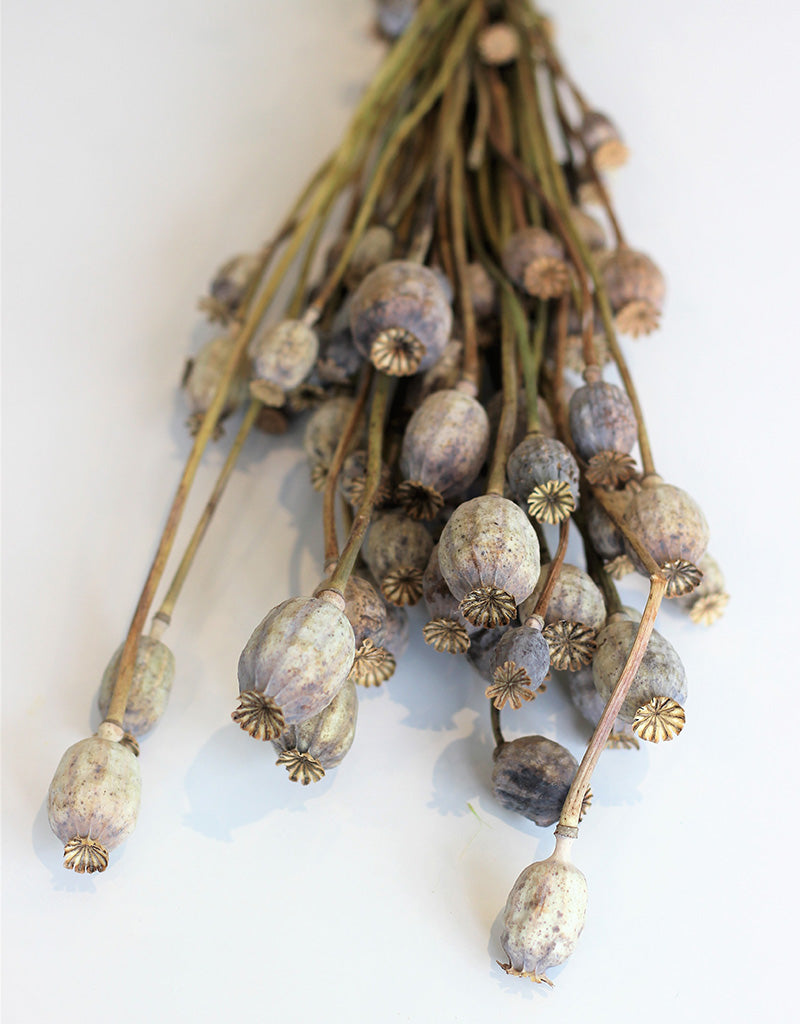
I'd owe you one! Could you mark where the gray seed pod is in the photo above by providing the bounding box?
[592,616,687,724]
[568,379,637,461]
[350,260,453,376]
[48,730,142,873]
[585,493,628,560]
[375,0,417,38]
[499,836,588,984]
[520,564,605,630]
[250,319,319,406]
[678,552,730,625]
[438,494,540,627]
[600,247,665,337]
[466,261,497,319]
[363,510,433,606]
[568,206,606,252]
[235,593,355,741]
[183,334,251,433]
[491,625,551,691]
[338,450,393,510]
[98,636,175,737]
[466,624,511,681]
[303,396,360,488]
[201,251,262,322]
[272,677,358,784]
[556,665,638,747]
[506,434,580,524]
[317,320,364,385]
[421,544,475,654]
[492,735,578,826]
[501,226,569,300]
[581,110,628,170]
[344,225,395,290]
[398,388,489,519]
[343,574,387,648]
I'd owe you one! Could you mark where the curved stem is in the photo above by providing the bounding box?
[532,518,569,619]
[589,483,662,577]
[490,704,505,751]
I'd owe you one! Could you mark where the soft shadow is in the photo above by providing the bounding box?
[32,797,133,891]
[428,716,494,817]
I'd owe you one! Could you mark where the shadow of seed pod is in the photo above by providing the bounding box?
[98,636,175,737]
[492,735,578,826]
[272,677,359,784]
[343,225,395,291]
[249,319,319,406]
[506,433,580,524]
[599,246,665,337]
[349,260,452,376]
[363,510,434,606]
[183,334,251,436]
[501,226,570,300]
[580,110,629,170]
[568,376,637,462]
[520,563,605,630]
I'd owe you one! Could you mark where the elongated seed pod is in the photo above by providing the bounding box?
[183,334,250,433]
[555,665,638,747]
[568,378,637,462]
[492,735,578,826]
[303,395,361,489]
[343,574,387,648]
[250,319,319,405]
[98,635,175,737]
[520,563,605,630]
[273,677,359,783]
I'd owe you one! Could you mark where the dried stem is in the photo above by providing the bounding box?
[589,483,662,578]
[486,293,519,496]
[532,518,569,619]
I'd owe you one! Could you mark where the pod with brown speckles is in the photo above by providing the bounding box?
[98,635,175,737]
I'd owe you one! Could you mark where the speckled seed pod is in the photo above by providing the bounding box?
[593,615,687,739]
[249,319,319,406]
[421,545,476,654]
[398,389,489,519]
[487,625,550,709]
[438,494,540,628]
[622,476,710,596]
[521,564,606,630]
[679,552,730,625]
[349,260,453,376]
[343,574,387,648]
[502,226,570,300]
[200,251,262,322]
[234,592,355,741]
[506,434,580,524]
[499,836,588,984]
[581,110,629,170]
[584,492,628,561]
[338,450,393,510]
[363,510,433,606]
[344,225,395,290]
[568,378,637,462]
[375,0,416,38]
[556,665,639,748]
[569,206,606,252]
[47,728,142,873]
[272,677,358,784]
[98,636,175,737]
[182,334,251,435]
[466,261,497,319]
[600,247,665,337]
[303,396,360,490]
[492,735,578,826]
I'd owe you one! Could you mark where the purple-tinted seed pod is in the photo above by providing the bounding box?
[338,450,393,510]
[506,434,580,524]
[349,260,452,377]
[421,544,475,654]
[343,574,387,648]
[585,493,628,560]
[344,225,395,291]
[600,247,665,337]
[492,735,578,826]
[363,510,434,606]
[200,251,262,322]
[502,226,570,300]
[466,624,512,681]
[381,602,410,659]
[490,625,551,691]
[272,677,359,784]
[375,0,417,39]
[303,396,361,490]
[250,319,319,406]
[520,563,605,630]
[568,378,637,462]
[317,313,364,385]
[98,636,175,737]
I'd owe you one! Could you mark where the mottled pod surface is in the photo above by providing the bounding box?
[506,435,580,508]
[600,247,665,316]
[592,617,687,722]
[520,563,605,629]
[422,545,477,632]
[344,225,394,290]
[492,735,578,826]
[363,511,434,585]
[501,227,564,289]
[622,478,709,575]
[273,676,358,771]
[184,334,250,421]
[491,626,551,689]
[568,380,637,461]
[98,636,175,736]
[251,319,319,398]
[556,665,636,742]
[238,596,355,725]
[343,574,387,648]
[303,396,360,467]
[466,624,511,681]
[48,735,142,862]
[585,493,628,560]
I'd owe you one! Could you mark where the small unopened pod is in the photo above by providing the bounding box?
[492,735,579,826]
[502,226,570,300]
[344,225,394,290]
[398,388,489,519]
[234,592,355,742]
[498,836,588,984]
[678,552,729,625]
[47,728,142,873]
[272,677,358,785]
[249,319,319,406]
[437,494,540,628]
[466,624,511,682]
[303,396,361,490]
[338,450,393,510]
[466,261,497,319]
[556,665,639,748]
[568,377,638,486]
[600,246,665,338]
[182,334,251,435]
[568,206,606,252]
[585,492,628,561]
[421,544,476,655]
[349,260,453,377]
[200,251,262,322]
[343,574,395,687]
[593,614,687,742]
[363,510,433,606]
[487,624,550,710]
[507,434,580,524]
[98,635,175,737]
[520,564,605,672]
[580,109,628,170]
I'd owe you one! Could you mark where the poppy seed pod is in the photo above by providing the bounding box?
[421,544,475,654]
[344,225,395,291]
[338,450,393,510]
[343,574,387,649]
[465,624,511,681]
[568,206,606,252]
[506,433,580,525]
[363,510,433,606]
[303,396,361,490]
[272,677,358,784]
[568,378,637,463]
[48,729,142,873]
[592,615,687,741]
[556,665,638,748]
[349,260,453,376]
[317,318,365,385]
[502,226,570,300]
[234,592,355,742]
[585,493,629,561]
[477,22,519,65]
[492,735,579,826]
[580,110,629,170]
[678,552,729,625]
[182,334,251,435]
[487,624,550,709]
[398,388,489,519]
[466,261,496,319]
[438,494,541,628]
[98,635,175,737]
[487,388,555,449]
[381,601,410,659]
[520,564,606,631]
[250,319,319,406]
[200,251,262,322]
[498,836,588,984]
[600,247,665,337]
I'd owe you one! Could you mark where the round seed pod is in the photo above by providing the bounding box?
[556,665,638,748]
[272,677,358,784]
[499,836,588,984]
[520,564,605,630]
[466,624,512,682]
[622,476,710,595]
[349,260,453,376]
[506,434,580,524]
[375,0,416,39]
[317,317,365,385]
[398,388,489,519]
[580,110,629,170]
[438,494,541,628]
[303,396,360,491]
[466,261,496,319]
[487,624,550,709]
[592,615,687,739]
[200,251,262,322]
[568,378,637,462]
[98,636,175,737]
[182,334,251,435]
[600,247,665,337]
[234,592,355,742]
[678,552,729,625]
[344,225,395,290]
[502,226,570,300]
[585,491,629,561]
[477,22,519,65]
[343,574,387,648]
[249,319,319,406]
[568,206,606,252]
[492,735,578,826]
[338,450,393,510]
[48,730,142,873]
[363,510,434,606]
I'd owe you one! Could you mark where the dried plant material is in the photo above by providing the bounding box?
[340,451,393,509]
[422,617,470,655]
[543,621,597,671]
[662,559,703,598]
[349,637,396,687]
[689,591,730,626]
[579,787,592,822]
[120,733,140,757]
[381,567,424,607]
[232,690,286,741]
[632,696,686,743]
[615,298,660,337]
[460,585,518,628]
[585,450,637,489]
[371,327,425,376]
[255,406,289,434]
[99,635,175,737]
[486,662,535,710]
[199,251,262,323]
[527,480,576,524]
[310,462,328,491]
[581,110,629,170]
[523,256,571,300]
[477,22,519,65]
[276,749,326,785]
[568,379,638,462]
[622,477,709,578]
[606,731,640,750]
[605,553,634,579]
[274,678,358,772]
[492,735,577,825]
[396,480,445,520]
[63,836,109,874]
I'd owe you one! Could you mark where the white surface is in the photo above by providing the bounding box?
[4,1,799,1021]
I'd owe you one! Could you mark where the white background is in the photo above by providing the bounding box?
[4,1,799,1021]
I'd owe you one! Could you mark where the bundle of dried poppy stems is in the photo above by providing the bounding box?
[46,0,729,985]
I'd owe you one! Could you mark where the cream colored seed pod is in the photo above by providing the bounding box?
[249,319,319,406]
[501,226,570,300]
[303,396,361,491]
[343,574,395,687]
[363,510,434,607]
[200,251,262,323]
[600,246,665,337]
[398,388,489,520]
[47,729,142,873]
[580,109,629,170]
[477,22,519,65]
[568,206,606,252]
[272,677,358,785]
[678,552,729,625]
[437,494,540,628]
[97,635,175,737]
[182,334,251,435]
[498,836,588,984]
[234,592,355,742]
[343,225,394,291]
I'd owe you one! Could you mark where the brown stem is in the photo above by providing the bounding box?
[486,293,518,496]
[486,70,527,231]
[491,703,505,752]
[589,483,661,578]
[532,518,569,619]
[552,294,569,443]
[450,136,480,390]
